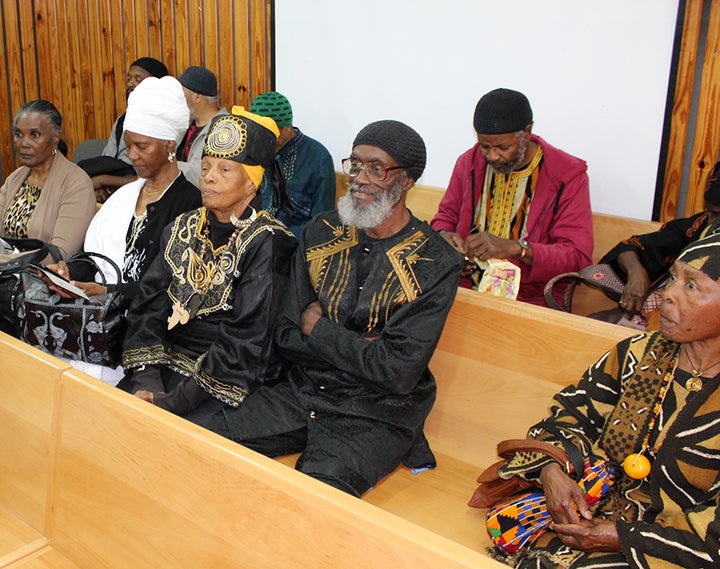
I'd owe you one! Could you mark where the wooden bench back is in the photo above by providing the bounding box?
[425,289,635,463]
[0,334,69,533]
[43,368,500,568]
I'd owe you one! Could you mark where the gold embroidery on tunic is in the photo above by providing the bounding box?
[164,208,292,317]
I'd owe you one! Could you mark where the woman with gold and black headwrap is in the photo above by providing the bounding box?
[119,107,297,422]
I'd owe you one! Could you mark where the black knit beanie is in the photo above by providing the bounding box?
[352,120,426,182]
[130,57,169,79]
[473,88,533,135]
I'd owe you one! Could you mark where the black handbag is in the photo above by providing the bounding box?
[0,238,62,335]
[17,252,127,367]
[0,237,62,275]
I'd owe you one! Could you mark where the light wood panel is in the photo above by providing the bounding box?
[0,334,70,533]
[49,370,496,569]
[0,0,273,179]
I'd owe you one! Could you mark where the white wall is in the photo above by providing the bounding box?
[275,0,678,220]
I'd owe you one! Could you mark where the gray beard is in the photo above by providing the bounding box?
[337,179,404,230]
[494,135,528,175]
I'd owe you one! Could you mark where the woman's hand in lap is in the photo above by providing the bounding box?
[540,462,592,524]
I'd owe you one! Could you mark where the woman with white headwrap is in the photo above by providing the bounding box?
[48,76,202,384]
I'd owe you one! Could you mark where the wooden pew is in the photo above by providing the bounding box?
[358,289,635,551]
[0,334,70,566]
[0,289,637,568]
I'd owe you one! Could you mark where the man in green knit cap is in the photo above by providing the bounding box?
[250,91,335,238]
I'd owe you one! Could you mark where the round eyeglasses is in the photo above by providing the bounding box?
[341,158,408,182]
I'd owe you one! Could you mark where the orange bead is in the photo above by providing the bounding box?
[623,453,651,479]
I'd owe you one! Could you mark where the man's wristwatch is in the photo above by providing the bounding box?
[518,238,529,259]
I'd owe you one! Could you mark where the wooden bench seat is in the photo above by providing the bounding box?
[0,288,637,568]
[275,289,636,556]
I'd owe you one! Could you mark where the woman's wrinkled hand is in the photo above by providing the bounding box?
[551,518,621,552]
[540,462,592,524]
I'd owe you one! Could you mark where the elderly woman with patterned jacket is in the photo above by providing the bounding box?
[491,231,720,568]
[119,107,297,425]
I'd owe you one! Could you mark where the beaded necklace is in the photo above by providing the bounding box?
[622,352,679,479]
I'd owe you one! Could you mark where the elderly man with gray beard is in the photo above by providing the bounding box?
[204,119,462,497]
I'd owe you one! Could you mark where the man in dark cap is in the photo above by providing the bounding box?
[176,65,227,187]
[78,56,170,201]
[431,87,593,307]
[600,161,720,316]
[206,120,463,497]
[249,91,335,238]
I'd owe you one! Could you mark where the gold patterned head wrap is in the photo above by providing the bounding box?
[676,231,720,283]
[203,105,279,188]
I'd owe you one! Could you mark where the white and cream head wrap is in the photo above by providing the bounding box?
[123,76,190,144]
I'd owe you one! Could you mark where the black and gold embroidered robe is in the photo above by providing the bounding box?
[122,207,296,418]
[220,211,462,495]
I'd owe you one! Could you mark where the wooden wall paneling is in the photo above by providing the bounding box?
[122,2,137,71]
[4,1,26,126]
[0,9,13,174]
[18,0,39,101]
[55,1,75,154]
[109,0,127,119]
[148,0,163,68]
[660,0,704,222]
[250,0,268,103]
[203,1,220,80]
[75,0,97,147]
[172,0,189,74]
[218,0,234,103]
[188,0,203,66]
[0,0,274,182]
[684,0,720,216]
[160,0,178,74]
[132,0,150,65]
[33,1,63,166]
[233,0,251,108]
[63,1,88,156]
[96,0,118,143]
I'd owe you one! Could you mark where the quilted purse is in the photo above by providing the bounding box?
[17,252,127,367]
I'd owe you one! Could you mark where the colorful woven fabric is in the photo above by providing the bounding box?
[486,457,616,555]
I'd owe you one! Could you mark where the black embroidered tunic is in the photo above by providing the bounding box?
[218,211,463,495]
[121,206,297,418]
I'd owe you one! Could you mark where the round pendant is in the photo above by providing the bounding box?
[685,376,703,392]
[623,453,651,479]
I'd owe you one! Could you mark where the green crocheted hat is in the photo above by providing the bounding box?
[249,91,293,128]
